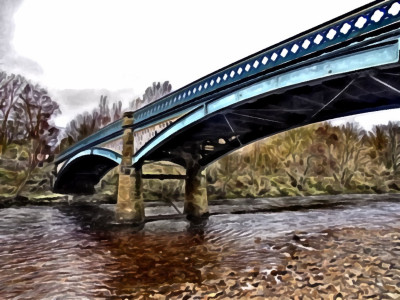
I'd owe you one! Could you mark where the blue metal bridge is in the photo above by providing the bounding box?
[55,1,400,207]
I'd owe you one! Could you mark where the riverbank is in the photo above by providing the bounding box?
[2,192,400,220]
[0,192,112,209]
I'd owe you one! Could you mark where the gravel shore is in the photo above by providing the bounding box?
[118,226,400,299]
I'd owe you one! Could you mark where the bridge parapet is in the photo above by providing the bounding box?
[98,138,123,155]
[56,1,400,166]
[59,113,183,164]
[99,115,182,155]
[133,1,400,122]
[55,0,400,226]
[132,116,180,153]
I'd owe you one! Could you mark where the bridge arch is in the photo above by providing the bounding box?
[54,148,122,194]
[52,0,400,221]
[134,40,400,168]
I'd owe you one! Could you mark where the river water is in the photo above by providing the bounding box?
[1,196,400,299]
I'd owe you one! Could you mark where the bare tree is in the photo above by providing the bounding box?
[129,81,172,111]
[13,84,60,195]
[62,95,123,147]
[0,73,26,153]
[111,100,122,122]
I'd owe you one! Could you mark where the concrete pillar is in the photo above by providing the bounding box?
[116,112,144,224]
[184,161,209,222]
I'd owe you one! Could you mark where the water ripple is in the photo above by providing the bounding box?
[0,200,399,298]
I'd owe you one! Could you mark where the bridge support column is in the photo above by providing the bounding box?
[184,161,209,223]
[116,167,144,224]
[116,112,144,224]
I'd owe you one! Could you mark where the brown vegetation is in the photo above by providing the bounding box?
[206,121,400,200]
[98,120,400,202]
[59,95,123,151]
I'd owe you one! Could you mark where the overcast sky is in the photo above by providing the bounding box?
[3,0,399,128]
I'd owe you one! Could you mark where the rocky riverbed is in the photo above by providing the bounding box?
[129,226,400,299]
[1,195,400,299]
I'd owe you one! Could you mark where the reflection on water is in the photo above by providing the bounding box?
[1,199,400,298]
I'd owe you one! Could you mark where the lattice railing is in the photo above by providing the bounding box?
[134,0,400,122]
[57,0,400,163]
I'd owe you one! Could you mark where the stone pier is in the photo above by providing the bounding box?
[184,160,209,223]
[116,112,144,224]
[116,112,209,224]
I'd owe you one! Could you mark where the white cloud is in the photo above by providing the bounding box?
[13,0,374,90]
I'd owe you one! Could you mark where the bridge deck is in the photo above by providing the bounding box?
[56,0,400,165]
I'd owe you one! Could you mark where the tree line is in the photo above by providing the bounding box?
[207,121,400,199]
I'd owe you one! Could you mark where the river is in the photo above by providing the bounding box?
[1,195,400,299]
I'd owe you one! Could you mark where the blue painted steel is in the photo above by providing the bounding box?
[58,147,122,175]
[134,107,205,164]
[57,0,400,164]
[56,119,123,163]
[92,148,122,164]
[134,40,400,164]
[133,105,202,132]
[133,1,400,122]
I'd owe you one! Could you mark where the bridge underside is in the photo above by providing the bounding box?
[54,155,119,194]
[142,66,400,168]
